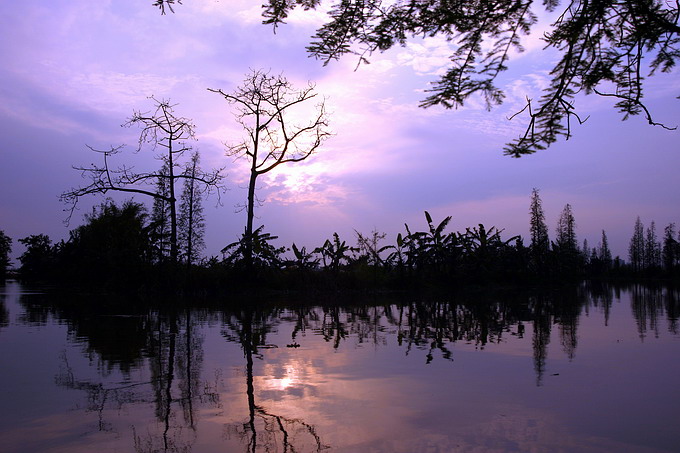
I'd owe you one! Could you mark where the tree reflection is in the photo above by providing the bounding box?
[9,281,679,453]
[529,294,552,386]
[665,288,680,335]
[222,307,330,452]
[628,284,680,340]
[0,295,8,330]
[49,307,217,453]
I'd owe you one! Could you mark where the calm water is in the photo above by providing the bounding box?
[1,281,679,453]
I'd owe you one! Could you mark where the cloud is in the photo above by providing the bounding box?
[396,36,455,77]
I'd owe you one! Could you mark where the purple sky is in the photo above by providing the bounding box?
[1,1,678,263]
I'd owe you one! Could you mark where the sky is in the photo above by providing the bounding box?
[1,0,678,263]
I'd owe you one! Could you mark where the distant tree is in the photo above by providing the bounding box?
[599,230,612,268]
[555,204,577,252]
[61,98,224,265]
[150,162,172,263]
[209,70,330,268]
[18,234,54,280]
[644,221,662,270]
[0,230,11,277]
[259,0,679,155]
[529,188,550,264]
[553,204,579,275]
[581,238,590,265]
[629,217,645,272]
[178,152,206,269]
[662,223,678,272]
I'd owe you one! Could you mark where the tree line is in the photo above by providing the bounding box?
[2,187,678,292]
[0,65,678,292]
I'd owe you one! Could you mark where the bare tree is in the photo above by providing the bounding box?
[209,70,331,268]
[61,98,225,265]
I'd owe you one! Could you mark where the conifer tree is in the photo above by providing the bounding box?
[662,223,678,272]
[582,239,590,261]
[599,230,612,268]
[529,188,549,266]
[628,217,645,272]
[556,204,577,252]
[150,163,172,263]
[0,230,11,277]
[644,221,661,270]
[178,152,206,268]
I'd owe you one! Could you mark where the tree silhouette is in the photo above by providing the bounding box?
[629,216,645,272]
[555,204,577,252]
[58,200,153,288]
[261,0,679,155]
[644,220,662,270]
[18,234,54,280]
[662,223,678,273]
[150,162,172,264]
[0,230,11,278]
[178,151,206,269]
[61,98,225,265]
[599,230,612,266]
[529,188,549,271]
[209,70,330,269]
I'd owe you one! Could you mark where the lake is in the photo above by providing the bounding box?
[0,281,678,452]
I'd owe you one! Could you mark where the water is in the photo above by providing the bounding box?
[0,281,678,452]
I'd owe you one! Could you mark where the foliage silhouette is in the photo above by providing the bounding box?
[56,200,153,289]
[18,234,55,281]
[222,225,286,271]
[260,0,679,155]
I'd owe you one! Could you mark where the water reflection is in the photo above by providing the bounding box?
[630,284,680,339]
[222,309,329,452]
[2,282,679,452]
[0,293,8,329]
[46,305,219,452]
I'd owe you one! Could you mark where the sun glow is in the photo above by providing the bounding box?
[265,363,301,391]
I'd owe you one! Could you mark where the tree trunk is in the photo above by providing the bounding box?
[168,138,178,266]
[245,168,257,269]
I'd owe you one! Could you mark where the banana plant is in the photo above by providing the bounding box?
[222,225,285,268]
[461,224,518,253]
[386,232,407,269]
[286,243,319,269]
[315,232,356,270]
[460,224,519,275]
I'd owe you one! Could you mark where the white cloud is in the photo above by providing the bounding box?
[396,36,454,76]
